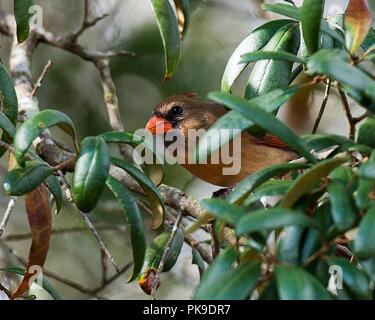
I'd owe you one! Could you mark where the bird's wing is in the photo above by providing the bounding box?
[249,133,293,151]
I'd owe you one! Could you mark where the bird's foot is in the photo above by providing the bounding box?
[211,183,238,199]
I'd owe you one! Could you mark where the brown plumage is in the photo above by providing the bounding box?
[145,93,298,187]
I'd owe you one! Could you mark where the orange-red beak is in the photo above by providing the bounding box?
[145,116,173,135]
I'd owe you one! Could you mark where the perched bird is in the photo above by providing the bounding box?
[145,93,298,187]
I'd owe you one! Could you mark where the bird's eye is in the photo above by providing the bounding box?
[171,105,183,116]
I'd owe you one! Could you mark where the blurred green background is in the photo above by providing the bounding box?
[0,0,368,299]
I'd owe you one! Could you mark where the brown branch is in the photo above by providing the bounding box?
[353,111,369,124]
[338,89,356,140]
[31,60,52,97]
[150,212,184,300]
[0,197,17,238]
[57,171,121,273]
[312,79,331,134]
[0,282,12,298]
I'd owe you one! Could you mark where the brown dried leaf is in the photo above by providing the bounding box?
[11,184,51,299]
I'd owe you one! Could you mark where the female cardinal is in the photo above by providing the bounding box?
[145,93,298,187]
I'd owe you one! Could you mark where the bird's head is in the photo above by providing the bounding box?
[145,93,226,137]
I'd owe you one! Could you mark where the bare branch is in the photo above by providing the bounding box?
[0,282,12,298]
[338,89,355,140]
[353,111,369,124]
[312,79,331,134]
[150,211,184,300]
[31,60,53,97]
[0,198,17,238]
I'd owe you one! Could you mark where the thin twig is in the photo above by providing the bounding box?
[52,156,77,171]
[31,60,52,97]
[312,79,331,134]
[0,282,12,298]
[4,225,123,241]
[150,212,184,300]
[353,111,369,124]
[0,198,17,238]
[57,171,121,273]
[100,249,108,286]
[338,89,355,140]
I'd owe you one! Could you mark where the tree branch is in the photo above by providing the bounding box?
[312,79,331,134]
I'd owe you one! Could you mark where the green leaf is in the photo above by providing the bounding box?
[208,92,316,164]
[73,136,110,213]
[245,23,300,99]
[106,176,146,281]
[357,118,375,148]
[236,208,321,236]
[228,162,310,205]
[275,265,332,300]
[353,205,375,259]
[44,174,62,214]
[0,111,16,139]
[327,257,372,300]
[277,226,304,265]
[301,0,325,54]
[1,266,61,300]
[3,161,52,196]
[358,161,375,180]
[240,50,305,65]
[243,180,292,207]
[110,157,165,230]
[302,134,354,152]
[150,0,181,80]
[221,19,295,93]
[354,179,375,210]
[261,3,300,20]
[138,227,183,294]
[193,247,239,298]
[344,0,373,54]
[14,0,34,43]
[193,262,261,300]
[192,248,205,276]
[200,86,302,160]
[360,258,375,282]
[200,198,247,225]
[361,26,375,51]
[101,131,165,185]
[14,109,78,166]
[0,63,18,157]
[282,157,348,208]
[328,181,358,232]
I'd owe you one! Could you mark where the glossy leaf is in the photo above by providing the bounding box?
[344,0,373,54]
[110,157,165,230]
[358,161,375,180]
[1,267,60,300]
[208,92,316,164]
[11,185,51,299]
[302,134,354,152]
[328,181,358,232]
[150,0,181,80]
[0,63,18,157]
[193,262,260,300]
[221,19,295,93]
[138,227,183,294]
[73,136,110,213]
[282,157,348,208]
[200,86,302,160]
[14,109,78,166]
[101,131,165,185]
[240,50,305,65]
[200,198,247,225]
[327,257,372,300]
[301,0,325,54]
[245,23,300,99]
[228,162,309,205]
[3,161,53,196]
[236,208,321,236]
[275,265,332,300]
[106,176,146,281]
[174,0,190,38]
[192,248,205,278]
[277,226,304,265]
[14,0,34,43]
[357,118,375,148]
[193,247,239,298]
[44,174,62,214]
[354,205,375,259]
[354,178,375,210]
[243,180,292,207]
